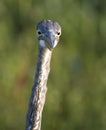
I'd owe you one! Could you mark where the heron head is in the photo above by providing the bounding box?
[36,20,61,51]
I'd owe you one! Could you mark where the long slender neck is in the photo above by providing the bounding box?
[35,47,52,87]
[26,47,52,130]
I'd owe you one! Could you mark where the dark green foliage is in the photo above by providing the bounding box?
[0,0,106,129]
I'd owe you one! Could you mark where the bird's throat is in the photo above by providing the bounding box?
[31,47,52,130]
[36,47,52,83]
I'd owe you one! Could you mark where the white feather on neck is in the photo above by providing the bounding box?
[39,40,46,48]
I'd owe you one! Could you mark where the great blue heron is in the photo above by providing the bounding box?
[26,20,61,130]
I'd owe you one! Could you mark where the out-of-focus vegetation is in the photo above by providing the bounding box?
[0,0,106,130]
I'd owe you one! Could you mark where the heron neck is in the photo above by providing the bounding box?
[26,47,52,130]
[33,47,52,130]
[35,47,52,85]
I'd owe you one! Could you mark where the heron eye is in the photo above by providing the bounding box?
[37,30,42,35]
[57,32,61,36]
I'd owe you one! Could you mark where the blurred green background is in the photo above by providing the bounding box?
[0,0,106,130]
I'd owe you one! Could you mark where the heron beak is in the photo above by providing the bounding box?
[45,32,58,51]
